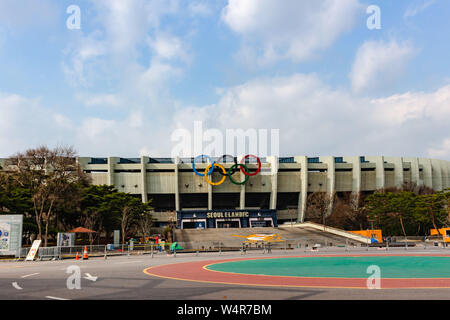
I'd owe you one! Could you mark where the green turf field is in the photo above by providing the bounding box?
[206,256,450,279]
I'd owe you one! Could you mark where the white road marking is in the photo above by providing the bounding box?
[84,273,98,282]
[21,273,40,278]
[45,296,70,300]
[12,282,23,290]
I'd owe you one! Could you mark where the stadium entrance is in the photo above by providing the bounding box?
[176,209,278,229]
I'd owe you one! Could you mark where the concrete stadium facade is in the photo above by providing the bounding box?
[71,156,450,226]
[2,155,448,227]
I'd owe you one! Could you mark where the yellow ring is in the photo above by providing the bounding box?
[204,163,226,186]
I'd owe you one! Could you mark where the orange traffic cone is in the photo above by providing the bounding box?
[76,252,79,260]
[83,246,89,260]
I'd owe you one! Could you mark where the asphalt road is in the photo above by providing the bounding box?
[2,248,450,300]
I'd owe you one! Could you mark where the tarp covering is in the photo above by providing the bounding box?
[67,227,96,233]
[170,242,184,251]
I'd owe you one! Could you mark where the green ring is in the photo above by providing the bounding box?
[228,163,249,185]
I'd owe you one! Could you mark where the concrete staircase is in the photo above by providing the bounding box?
[174,223,369,250]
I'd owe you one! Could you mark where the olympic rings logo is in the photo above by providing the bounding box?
[192,154,261,186]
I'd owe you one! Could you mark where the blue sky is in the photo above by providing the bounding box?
[0,0,449,159]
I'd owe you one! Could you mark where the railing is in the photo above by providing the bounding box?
[8,238,450,261]
[88,158,108,164]
[119,158,141,164]
[279,157,295,163]
[294,221,372,244]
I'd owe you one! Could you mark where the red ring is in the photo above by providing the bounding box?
[240,155,261,176]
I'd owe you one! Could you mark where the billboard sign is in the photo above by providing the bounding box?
[26,240,41,261]
[0,215,23,257]
[57,233,75,247]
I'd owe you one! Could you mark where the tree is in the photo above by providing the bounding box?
[387,191,417,240]
[79,185,115,245]
[328,192,368,230]
[6,146,89,246]
[135,199,154,243]
[306,192,337,228]
[366,191,417,239]
[104,193,151,245]
[415,192,447,237]
[443,189,450,224]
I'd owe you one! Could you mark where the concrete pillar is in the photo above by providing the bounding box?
[267,156,278,210]
[208,183,213,210]
[107,157,119,187]
[403,157,421,187]
[431,159,443,191]
[319,156,335,216]
[320,156,336,196]
[366,156,385,190]
[76,157,90,173]
[294,156,308,222]
[440,160,449,189]
[385,157,404,189]
[418,158,433,189]
[174,157,180,211]
[237,155,246,209]
[140,156,148,203]
[207,161,213,210]
[343,156,361,194]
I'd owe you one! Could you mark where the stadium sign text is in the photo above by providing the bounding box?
[206,211,250,219]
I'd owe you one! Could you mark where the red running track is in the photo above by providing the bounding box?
[142,254,450,289]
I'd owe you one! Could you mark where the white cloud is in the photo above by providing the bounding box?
[172,74,450,160]
[93,0,179,54]
[0,0,59,31]
[128,111,144,128]
[350,39,416,94]
[53,114,73,130]
[370,85,450,125]
[404,0,435,19]
[188,1,213,17]
[62,0,187,115]
[62,31,108,87]
[2,74,449,160]
[0,93,69,156]
[428,138,450,159]
[79,118,116,139]
[148,34,189,62]
[76,93,122,108]
[221,0,362,65]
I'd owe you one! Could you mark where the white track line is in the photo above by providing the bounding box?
[45,296,69,300]
[12,282,23,290]
[21,273,40,278]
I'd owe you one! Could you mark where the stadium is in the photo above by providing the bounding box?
[72,155,450,230]
[2,153,450,301]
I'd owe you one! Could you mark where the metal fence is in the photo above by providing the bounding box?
[13,243,173,261]
[10,238,450,261]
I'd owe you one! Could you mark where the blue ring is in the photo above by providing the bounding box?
[193,155,214,176]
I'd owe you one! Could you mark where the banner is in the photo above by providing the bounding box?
[0,215,23,257]
[0,222,11,251]
[57,233,75,247]
[26,240,41,261]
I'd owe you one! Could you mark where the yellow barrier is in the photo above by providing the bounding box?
[349,230,382,243]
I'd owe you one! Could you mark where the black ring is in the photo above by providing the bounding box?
[215,154,238,176]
